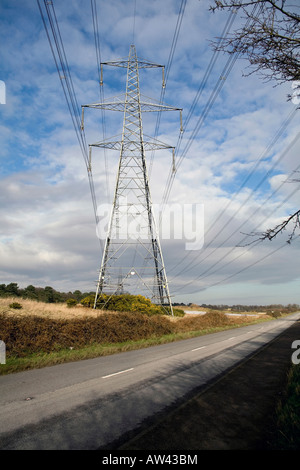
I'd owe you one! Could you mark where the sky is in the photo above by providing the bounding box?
[0,0,299,306]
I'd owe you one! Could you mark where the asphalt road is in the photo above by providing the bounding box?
[0,313,299,450]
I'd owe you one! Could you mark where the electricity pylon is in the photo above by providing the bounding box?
[82,45,182,315]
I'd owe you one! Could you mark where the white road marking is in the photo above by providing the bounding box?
[102,368,134,379]
[192,346,206,351]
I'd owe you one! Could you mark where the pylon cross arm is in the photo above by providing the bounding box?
[82,101,181,113]
[90,134,174,152]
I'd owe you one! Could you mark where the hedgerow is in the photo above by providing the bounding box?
[0,311,174,357]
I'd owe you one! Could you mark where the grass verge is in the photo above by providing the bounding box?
[271,364,300,449]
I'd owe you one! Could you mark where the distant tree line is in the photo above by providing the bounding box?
[1,284,298,313]
[198,303,299,313]
[0,283,94,304]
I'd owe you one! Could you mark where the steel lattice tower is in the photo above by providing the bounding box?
[82,45,182,314]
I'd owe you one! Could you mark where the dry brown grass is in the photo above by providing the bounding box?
[0,297,104,319]
[173,311,255,333]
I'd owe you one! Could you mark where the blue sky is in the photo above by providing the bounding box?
[0,0,299,305]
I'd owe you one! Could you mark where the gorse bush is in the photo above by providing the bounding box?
[66,298,77,308]
[81,295,95,308]
[9,302,23,310]
[81,293,184,316]
[96,293,164,315]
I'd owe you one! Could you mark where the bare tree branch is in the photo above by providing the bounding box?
[210,0,300,83]
[244,209,300,244]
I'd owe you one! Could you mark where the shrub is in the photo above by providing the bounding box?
[9,302,23,310]
[81,295,95,308]
[91,293,166,316]
[169,307,185,317]
[66,298,77,308]
[267,310,281,318]
[82,294,185,317]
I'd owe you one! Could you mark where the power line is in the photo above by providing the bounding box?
[37,0,88,163]
[174,180,300,294]
[200,107,298,244]
[168,108,299,278]
[91,0,110,202]
[37,0,103,251]
[148,0,187,179]
[158,10,239,226]
[172,134,300,294]
[161,9,238,174]
[159,4,262,221]
[160,49,241,274]
[175,238,293,297]
[132,0,137,45]
[160,51,239,223]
